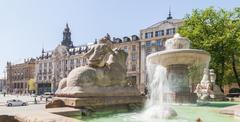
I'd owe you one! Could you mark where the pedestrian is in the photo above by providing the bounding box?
[40,96,42,101]
[46,97,48,103]
[3,92,6,97]
[34,97,37,104]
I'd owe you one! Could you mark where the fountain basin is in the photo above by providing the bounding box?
[147,49,210,67]
[66,102,240,122]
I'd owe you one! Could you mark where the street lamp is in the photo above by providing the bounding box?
[51,77,56,93]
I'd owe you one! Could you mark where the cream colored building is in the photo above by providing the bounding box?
[139,13,183,90]
[112,35,141,89]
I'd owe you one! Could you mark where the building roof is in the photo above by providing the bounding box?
[146,19,183,29]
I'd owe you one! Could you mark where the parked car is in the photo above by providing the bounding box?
[6,99,28,107]
[41,92,54,98]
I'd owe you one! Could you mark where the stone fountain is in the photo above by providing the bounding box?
[46,35,144,111]
[141,33,211,119]
[147,33,211,103]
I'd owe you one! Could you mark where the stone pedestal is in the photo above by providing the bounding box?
[166,64,196,103]
[47,86,145,110]
[167,64,189,91]
[53,96,144,109]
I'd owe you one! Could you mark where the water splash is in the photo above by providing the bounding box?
[136,63,177,121]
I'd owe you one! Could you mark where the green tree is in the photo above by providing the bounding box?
[178,7,240,89]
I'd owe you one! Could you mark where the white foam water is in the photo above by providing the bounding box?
[128,64,177,122]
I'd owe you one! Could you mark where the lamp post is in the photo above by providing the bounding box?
[51,77,56,93]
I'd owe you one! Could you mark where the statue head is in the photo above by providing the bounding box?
[113,48,128,65]
[107,48,128,69]
[98,34,112,45]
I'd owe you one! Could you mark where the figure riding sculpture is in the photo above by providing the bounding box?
[55,34,128,97]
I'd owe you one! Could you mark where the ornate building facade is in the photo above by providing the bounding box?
[139,12,183,90]
[6,58,36,94]
[35,24,90,94]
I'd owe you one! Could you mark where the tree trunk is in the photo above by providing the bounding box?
[231,54,240,87]
[219,44,225,92]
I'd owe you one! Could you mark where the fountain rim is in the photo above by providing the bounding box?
[146,49,211,66]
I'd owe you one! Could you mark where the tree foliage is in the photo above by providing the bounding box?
[28,78,36,91]
[178,7,240,88]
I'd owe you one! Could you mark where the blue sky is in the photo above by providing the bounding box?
[0,0,239,77]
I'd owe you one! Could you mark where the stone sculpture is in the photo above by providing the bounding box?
[83,35,114,67]
[48,34,143,109]
[194,68,225,101]
[55,36,132,96]
[209,69,225,99]
[194,68,213,100]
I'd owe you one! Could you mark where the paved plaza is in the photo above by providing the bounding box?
[0,94,47,115]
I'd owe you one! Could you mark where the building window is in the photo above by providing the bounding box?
[48,69,52,73]
[76,59,80,66]
[155,30,164,37]
[20,83,23,88]
[145,41,151,47]
[65,60,68,65]
[132,64,136,71]
[39,63,42,68]
[49,62,52,67]
[131,53,136,61]
[166,28,175,35]
[44,63,47,68]
[156,40,162,46]
[124,46,128,53]
[132,45,136,52]
[145,32,153,39]
[43,69,47,73]
[70,59,74,65]
[65,66,67,71]
[156,40,164,51]
[146,47,152,55]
